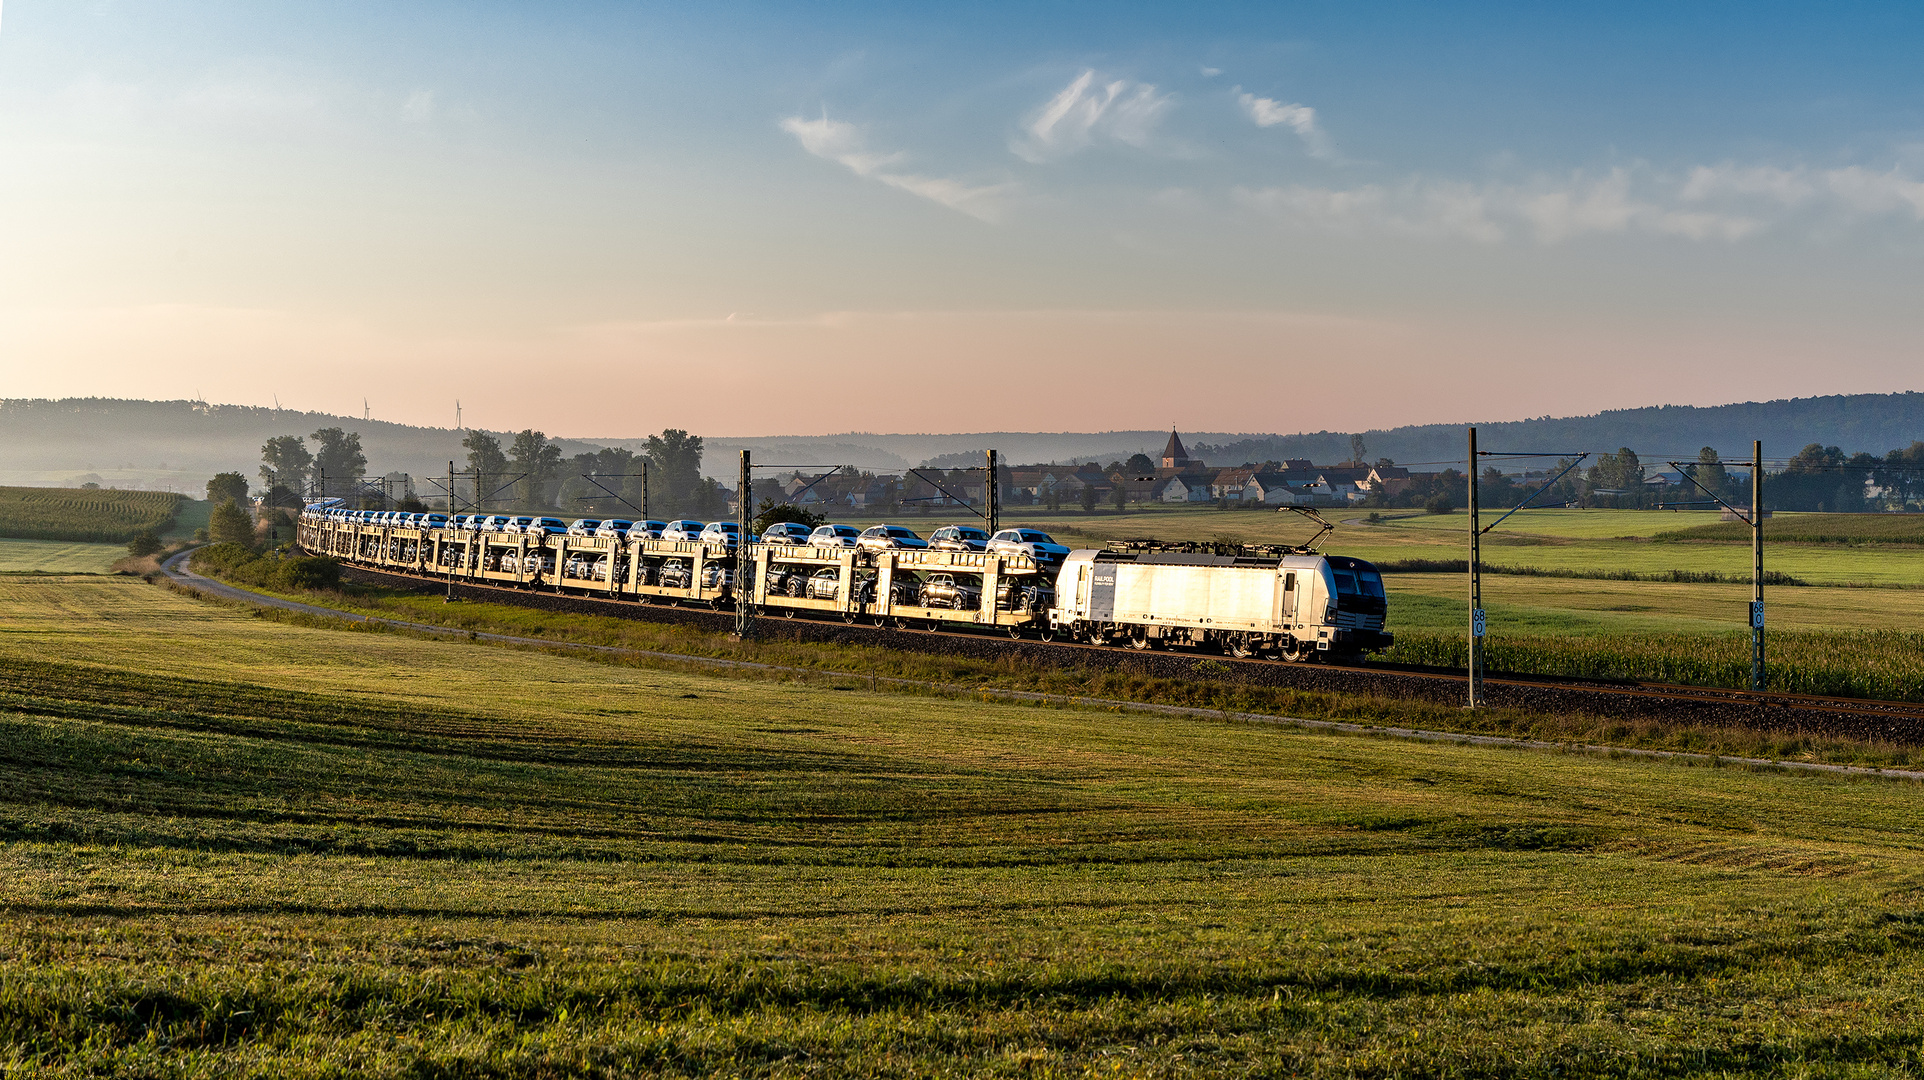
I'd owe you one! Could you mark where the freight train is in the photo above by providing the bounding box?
[296,507,1392,662]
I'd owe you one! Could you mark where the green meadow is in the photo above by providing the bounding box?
[6,575,1924,1075]
[0,539,128,575]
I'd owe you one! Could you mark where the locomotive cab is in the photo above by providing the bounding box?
[1317,555,1392,659]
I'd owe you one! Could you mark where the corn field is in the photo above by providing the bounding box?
[0,486,184,543]
[1384,629,1924,702]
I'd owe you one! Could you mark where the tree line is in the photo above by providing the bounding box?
[1383,441,1924,515]
[457,427,726,519]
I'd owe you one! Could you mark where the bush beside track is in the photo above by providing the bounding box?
[328,561,1924,749]
[193,542,341,591]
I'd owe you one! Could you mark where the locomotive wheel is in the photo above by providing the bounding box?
[1127,631,1152,650]
[1226,638,1254,659]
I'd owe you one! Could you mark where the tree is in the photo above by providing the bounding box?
[752,500,827,536]
[126,529,163,558]
[1685,447,1732,506]
[1123,453,1154,476]
[1112,486,1129,511]
[1046,484,1062,511]
[209,498,255,547]
[1477,466,1519,508]
[463,430,510,510]
[206,471,249,505]
[1585,448,1646,507]
[1768,443,1866,512]
[1349,434,1368,466]
[645,429,704,517]
[260,435,312,499]
[1876,442,1924,509]
[310,427,367,492]
[508,429,563,510]
[1079,483,1098,512]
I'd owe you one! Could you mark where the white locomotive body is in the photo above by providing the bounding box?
[1051,548,1392,660]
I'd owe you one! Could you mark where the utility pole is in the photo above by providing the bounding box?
[986,448,1000,537]
[735,449,755,641]
[640,461,650,519]
[446,460,457,601]
[1751,440,1765,693]
[1467,427,1485,708]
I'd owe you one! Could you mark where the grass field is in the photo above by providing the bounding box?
[0,539,128,574]
[0,486,184,543]
[8,574,1924,1074]
[1005,506,1924,586]
[1657,512,1924,545]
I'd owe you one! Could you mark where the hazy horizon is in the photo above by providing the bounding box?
[4,3,1923,435]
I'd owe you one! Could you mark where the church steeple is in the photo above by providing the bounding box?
[1160,429,1191,471]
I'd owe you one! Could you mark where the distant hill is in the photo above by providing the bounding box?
[1189,393,1924,470]
[0,398,606,494]
[4,392,1921,492]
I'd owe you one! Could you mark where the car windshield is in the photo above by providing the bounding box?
[1021,531,1053,542]
[959,529,986,539]
[887,528,915,537]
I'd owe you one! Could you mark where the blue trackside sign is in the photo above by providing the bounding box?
[1750,601,1765,629]
[1471,608,1487,637]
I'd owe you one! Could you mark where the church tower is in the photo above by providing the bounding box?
[1160,429,1192,471]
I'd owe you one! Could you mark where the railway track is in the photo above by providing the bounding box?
[332,560,1924,745]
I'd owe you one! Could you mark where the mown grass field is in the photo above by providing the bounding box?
[1377,576,1924,698]
[0,486,184,543]
[1008,506,1924,586]
[0,539,127,574]
[7,574,1924,1075]
[1009,505,1924,697]
[1658,512,1924,545]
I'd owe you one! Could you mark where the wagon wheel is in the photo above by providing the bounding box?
[1037,626,1056,642]
[842,611,858,625]
[1005,625,1023,640]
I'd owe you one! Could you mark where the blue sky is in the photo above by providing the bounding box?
[2,2,1922,435]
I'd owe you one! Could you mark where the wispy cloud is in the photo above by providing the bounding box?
[1238,168,1764,244]
[1237,92,1335,160]
[780,113,1011,221]
[1682,163,1924,219]
[1012,70,1173,163]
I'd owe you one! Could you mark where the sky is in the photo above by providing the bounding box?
[2,1,1922,438]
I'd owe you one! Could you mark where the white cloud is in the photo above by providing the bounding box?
[1817,166,1924,219]
[1238,167,1762,244]
[780,113,1011,221]
[1200,66,1223,77]
[1237,92,1335,160]
[1012,70,1173,162]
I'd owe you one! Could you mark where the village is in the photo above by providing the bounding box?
[762,431,1417,512]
